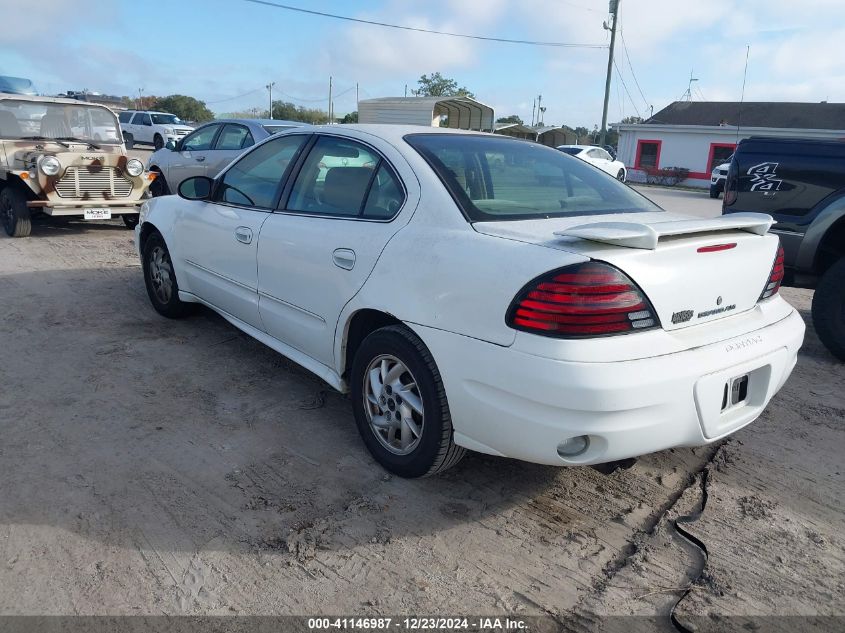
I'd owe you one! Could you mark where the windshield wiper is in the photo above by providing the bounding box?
[19,136,70,148]
[55,137,101,149]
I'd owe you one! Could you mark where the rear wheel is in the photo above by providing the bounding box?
[142,232,191,318]
[350,325,465,478]
[122,215,139,229]
[153,134,164,151]
[709,185,720,199]
[812,257,845,361]
[123,133,134,149]
[616,169,625,181]
[0,187,32,237]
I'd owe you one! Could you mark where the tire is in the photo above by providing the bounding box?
[153,134,164,151]
[616,169,625,182]
[812,257,845,361]
[123,133,134,149]
[122,214,139,229]
[709,185,720,199]
[350,325,465,478]
[149,169,169,197]
[142,232,191,318]
[0,187,32,237]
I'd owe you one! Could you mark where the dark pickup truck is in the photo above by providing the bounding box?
[723,136,845,360]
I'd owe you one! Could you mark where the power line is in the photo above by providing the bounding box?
[242,0,607,48]
[613,59,641,118]
[619,31,649,112]
[206,87,264,104]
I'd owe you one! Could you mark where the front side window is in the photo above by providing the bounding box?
[150,113,182,125]
[217,134,309,208]
[138,113,152,126]
[286,136,379,217]
[215,124,253,150]
[406,134,661,222]
[181,124,220,151]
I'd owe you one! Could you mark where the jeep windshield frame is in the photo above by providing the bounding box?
[0,99,122,145]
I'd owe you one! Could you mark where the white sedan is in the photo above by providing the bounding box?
[135,125,804,478]
[557,144,628,181]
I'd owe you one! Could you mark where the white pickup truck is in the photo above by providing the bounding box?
[118,110,193,150]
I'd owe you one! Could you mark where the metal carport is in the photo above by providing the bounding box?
[358,96,495,131]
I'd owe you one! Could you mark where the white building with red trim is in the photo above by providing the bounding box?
[615,101,845,188]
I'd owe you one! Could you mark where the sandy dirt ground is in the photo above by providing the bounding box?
[0,189,842,628]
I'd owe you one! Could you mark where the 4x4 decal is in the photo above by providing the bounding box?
[748,161,783,192]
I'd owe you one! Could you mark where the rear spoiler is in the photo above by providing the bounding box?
[553,212,773,250]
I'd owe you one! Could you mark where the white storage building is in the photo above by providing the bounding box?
[358,96,495,131]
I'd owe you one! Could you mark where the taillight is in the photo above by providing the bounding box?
[507,261,660,338]
[723,162,738,207]
[759,244,785,301]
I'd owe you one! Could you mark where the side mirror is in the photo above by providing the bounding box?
[178,176,214,201]
[165,140,176,151]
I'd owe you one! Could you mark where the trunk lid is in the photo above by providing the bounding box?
[474,211,779,331]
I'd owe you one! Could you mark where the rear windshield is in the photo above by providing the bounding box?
[557,147,582,155]
[263,124,297,135]
[406,134,661,221]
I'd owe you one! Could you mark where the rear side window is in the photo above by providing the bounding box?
[217,134,308,208]
[286,136,380,217]
[215,124,253,150]
[406,134,660,221]
[362,164,404,219]
[118,111,132,123]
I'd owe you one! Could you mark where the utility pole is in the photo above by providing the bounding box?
[137,88,143,110]
[356,82,359,113]
[531,97,536,126]
[328,76,333,124]
[599,0,620,146]
[266,82,275,119]
[537,94,543,126]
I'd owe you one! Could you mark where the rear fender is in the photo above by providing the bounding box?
[796,194,845,273]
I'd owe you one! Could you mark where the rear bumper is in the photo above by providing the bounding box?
[411,309,804,466]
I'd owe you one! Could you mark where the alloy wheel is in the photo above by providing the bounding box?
[363,354,425,455]
[148,245,174,304]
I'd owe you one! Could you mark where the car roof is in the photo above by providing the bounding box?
[294,124,497,145]
[207,118,308,127]
[0,92,113,107]
[556,144,597,150]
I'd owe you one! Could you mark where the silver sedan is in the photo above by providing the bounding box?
[146,118,306,196]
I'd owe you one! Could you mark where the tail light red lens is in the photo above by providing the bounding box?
[759,243,785,300]
[507,261,660,338]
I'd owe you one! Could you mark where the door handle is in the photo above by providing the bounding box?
[332,248,356,270]
[195,156,206,162]
[235,226,253,244]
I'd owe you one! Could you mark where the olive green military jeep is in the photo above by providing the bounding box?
[0,93,156,237]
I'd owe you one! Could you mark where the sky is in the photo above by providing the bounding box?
[1,0,843,128]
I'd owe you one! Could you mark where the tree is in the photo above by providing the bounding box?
[270,100,329,124]
[412,72,474,98]
[340,111,358,124]
[496,114,523,125]
[621,115,643,124]
[154,95,214,122]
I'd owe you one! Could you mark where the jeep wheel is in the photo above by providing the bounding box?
[122,215,139,229]
[153,134,164,151]
[142,232,191,318]
[0,188,32,238]
[350,325,465,478]
[616,169,625,182]
[123,133,134,149]
[709,185,720,199]
[812,257,845,361]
